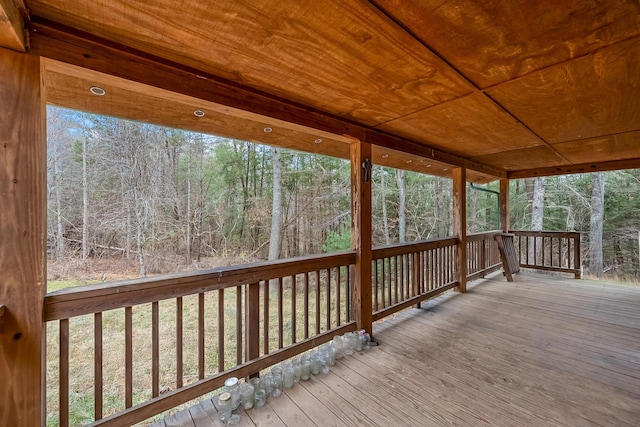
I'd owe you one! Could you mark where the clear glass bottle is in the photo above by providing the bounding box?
[283,366,295,389]
[254,388,267,408]
[292,357,302,382]
[260,373,273,395]
[240,382,254,410]
[218,392,233,425]
[332,335,344,360]
[301,360,311,381]
[355,332,363,351]
[343,332,356,356]
[271,373,283,397]
[224,377,241,410]
[362,332,371,350]
[310,352,321,375]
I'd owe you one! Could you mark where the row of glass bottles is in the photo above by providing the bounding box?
[217,330,372,424]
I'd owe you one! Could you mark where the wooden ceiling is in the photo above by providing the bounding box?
[3,0,640,182]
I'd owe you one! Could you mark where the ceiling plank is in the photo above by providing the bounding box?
[508,158,640,180]
[0,0,27,51]
[28,18,507,180]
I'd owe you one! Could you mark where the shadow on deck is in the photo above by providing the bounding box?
[154,272,640,426]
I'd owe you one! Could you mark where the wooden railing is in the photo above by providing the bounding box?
[43,231,530,426]
[371,237,459,321]
[466,231,502,281]
[510,230,581,278]
[45,252,356,427]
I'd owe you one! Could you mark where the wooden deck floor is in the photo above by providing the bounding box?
[152,272,640,426]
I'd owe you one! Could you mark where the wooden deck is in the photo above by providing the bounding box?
[152,272,640,426]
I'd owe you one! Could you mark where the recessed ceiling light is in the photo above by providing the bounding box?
[381,154,389,159]
[263,127,273,133]
[193,110,205,117]
[89,86,106,96]
[314,138,323,144]
[406,159,413,164]
[426,164,431,168]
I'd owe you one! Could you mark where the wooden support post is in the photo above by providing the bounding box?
[351,140,372,334]
[453,168,467,293]
[0,47,46,426]
[500,179,510,233]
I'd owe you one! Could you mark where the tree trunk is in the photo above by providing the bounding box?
[268,147,283,261]
[589,172,606,277]
[81,114,89,265]
[529,177,545,260]
[381,170,390,245]
[396,169,406,243]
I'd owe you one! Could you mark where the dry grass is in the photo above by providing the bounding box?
[46,269,350,427]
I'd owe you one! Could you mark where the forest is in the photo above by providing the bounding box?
[46,106,640,286]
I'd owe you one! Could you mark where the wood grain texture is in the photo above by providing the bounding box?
[350,140,373,333]
[0,0,27,51]
[452,167,467,292]
[508,157,640,179]
[487,37,640,144]
[378,93,543,157]
[28,0,473,125]
[0,47,45,427]
[471,145,567,171]
[30,23,505,181]
[373,0,640,88]
[553,131,640,164]
[160,272,640,427]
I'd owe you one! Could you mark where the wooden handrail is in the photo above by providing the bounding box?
[44,251,355,321]
[509,230,581,278]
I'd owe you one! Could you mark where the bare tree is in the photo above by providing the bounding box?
[589,172,606,277]
[268,147,283,261]
[396,169,406,243]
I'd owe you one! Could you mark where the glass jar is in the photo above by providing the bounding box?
[319,350,330,374]
[254,388,267,408]
[271,373,283,397]
[240,382,254,410]
[224,377,241,410]
[283,366,295,389]
[355,332,363,352]
[310,352,321,375]
[292,358,302,382]
[260,373,273,395]
[332,335,344,360]
[218,392,233,425]
[362,332,371,350]
[271,365,282,377]
[301,360,311,381]
[249,377,261,393]
[343,332,356,356]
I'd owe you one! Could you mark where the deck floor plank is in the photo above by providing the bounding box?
[156,272,640,427]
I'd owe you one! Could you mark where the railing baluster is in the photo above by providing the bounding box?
[176,297,183,387]
[326,269,331,329]
[247,283,260,362]
[236,285,243,364]
[125,306,133,408]
[153,301,160,396]
[304,272,309,339]
[218,289,225,372]
[381,258,386,309]
[386,258,392,306]
[315,270,320,334]
[291,275,297,343]
[197,293,205,379]
[373,260,379,310]
[263,282,269,355]
[60,318,69,427]
[94,312,103,420]
[336,267,341,325]
[278,278,283,348]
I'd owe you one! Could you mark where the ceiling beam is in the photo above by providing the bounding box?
[27,18,506,180]
[508,157,640,180]
[0,0,27,51]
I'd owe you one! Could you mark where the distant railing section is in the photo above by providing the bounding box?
[466,231,502,281]
[510,230,581,278]
[371,237,459,321]
[44,252,356,427]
